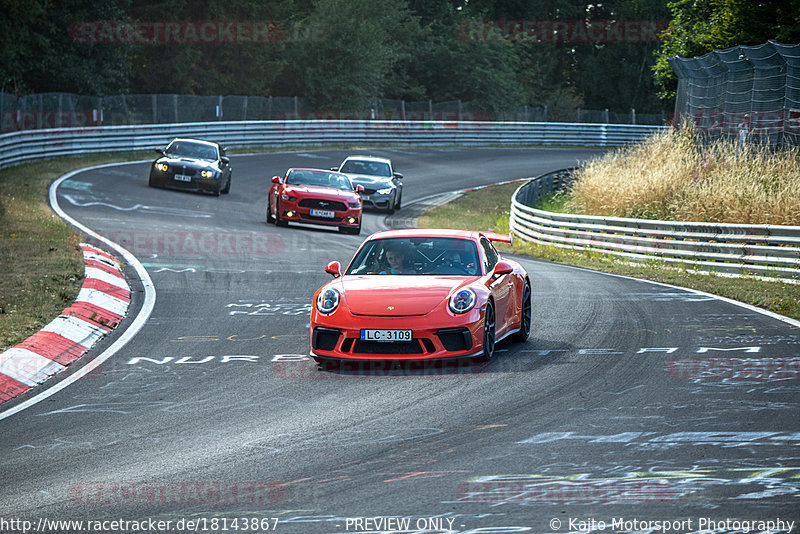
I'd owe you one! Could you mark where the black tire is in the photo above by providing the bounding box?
[395,191,402,210]
[148,174,158,188]
[212,188,220,197]
[266,199,275,223]
[275,200,288,227]
[479,301,496,361]
[221,174,231,194]
[386,192,396,214]
[513,280,532,343]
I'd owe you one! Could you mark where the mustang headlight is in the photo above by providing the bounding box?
[281,193,298,201]
[201,169,215,178]
[348,201,361,208]
[155,163,168,172]
[376,187,393,195]
[449,288,476,314]
[316,288,340,314]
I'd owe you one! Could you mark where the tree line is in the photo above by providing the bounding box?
[1,0,796,118]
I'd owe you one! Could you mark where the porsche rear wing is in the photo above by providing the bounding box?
[482,232,513,245]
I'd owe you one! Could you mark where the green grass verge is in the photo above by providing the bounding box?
[418,182,800,322]
[0,152,156,351]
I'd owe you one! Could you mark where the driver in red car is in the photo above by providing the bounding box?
[381,245,412,274]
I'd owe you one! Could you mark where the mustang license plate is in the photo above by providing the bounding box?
[310,209,335,218]
[174,174,192,182]
[360,329,412,342]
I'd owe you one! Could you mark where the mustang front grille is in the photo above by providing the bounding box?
[298,199,347,211]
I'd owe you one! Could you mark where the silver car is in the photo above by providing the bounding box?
[332,155,403,213]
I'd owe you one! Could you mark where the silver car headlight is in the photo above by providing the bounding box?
[316,288,340,314]
[449,288,476,314]
[376,187,393,195]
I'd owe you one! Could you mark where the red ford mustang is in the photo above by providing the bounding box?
[310,229,532,362]
[267,168,364,234]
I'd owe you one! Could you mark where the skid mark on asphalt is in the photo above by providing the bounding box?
[61,193,213,217]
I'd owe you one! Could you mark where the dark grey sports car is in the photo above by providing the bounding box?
[148,138,232,196]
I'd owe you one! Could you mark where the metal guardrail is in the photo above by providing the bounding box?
[0,120,665,169]
[510,169,800,281]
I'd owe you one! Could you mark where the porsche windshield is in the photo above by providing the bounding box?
[346,237,481,276]
[166,141,218,161]
[340,160,392,178]
[286,170,353,191]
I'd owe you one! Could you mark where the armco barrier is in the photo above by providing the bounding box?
[0,120,665,168]
[510,169,800,281]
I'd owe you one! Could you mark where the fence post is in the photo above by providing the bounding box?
[173,94,178,123]
[543,105,548,122]
[428,99,433,121]
[604,108,609,123]
[152,94,157,124]
[401,99,406,121]
[631,108,636,124]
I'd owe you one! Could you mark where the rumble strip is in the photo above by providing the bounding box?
[0,243,130,403]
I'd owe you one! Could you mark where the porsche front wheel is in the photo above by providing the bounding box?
[480,301,496,361]
[513,280,531,343]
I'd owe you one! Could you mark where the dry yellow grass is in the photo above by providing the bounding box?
[568,129,800,225]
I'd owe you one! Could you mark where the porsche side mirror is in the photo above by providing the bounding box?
[271,175,281,184]
[325,261,342,278]
[356,184,365,192]
[154,148,165,156]
[492,261,514,278]
[220,156,230,165]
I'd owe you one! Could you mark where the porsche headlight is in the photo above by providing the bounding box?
[316,288,340,314]
[201,170,215,178]
[376,187,393,195]
[449,288,476,314]
[155,163,168,172]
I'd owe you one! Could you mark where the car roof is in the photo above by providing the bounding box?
[341,155,392,164]
[170,138,219,148]
[287,167,347,176]
[365,228,485,241]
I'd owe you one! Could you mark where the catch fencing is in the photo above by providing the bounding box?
[0,92,667,132]
[510,169,800,282]
[0,121,665,169]
[669,40,800,146]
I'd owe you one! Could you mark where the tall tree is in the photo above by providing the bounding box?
[653,0,800,99]
[278,0,422,111]
[0,0,130,95]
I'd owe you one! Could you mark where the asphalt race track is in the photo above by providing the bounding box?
[1,147,798,534]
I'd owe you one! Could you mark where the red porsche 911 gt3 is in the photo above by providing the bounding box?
[267,168,364,234]
[310,229,532,363]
